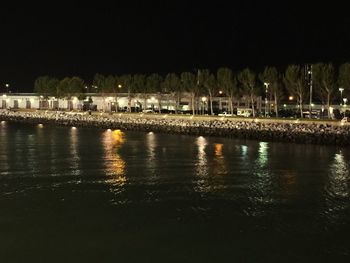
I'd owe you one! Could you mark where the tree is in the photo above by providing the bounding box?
[238,68,257,117]
[259,67,280,117]
[34,76,50,97]
[217,68,238,114]
[198,69,217,115]
[162,73,181,113]
[313,63,336,118]
[338,63,350,102]
[181,72,197,115]
[57,77,84,110]
[146,74,163,113]
[133,74,147,110]
[284,65,307,118]
[119,74,134,112]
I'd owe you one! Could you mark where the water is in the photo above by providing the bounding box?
[1,121,350,262]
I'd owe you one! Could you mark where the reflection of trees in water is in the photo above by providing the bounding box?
[323,150,350,225]
[102,130,126,187]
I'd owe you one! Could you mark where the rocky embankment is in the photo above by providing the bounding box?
[1,110,349,145]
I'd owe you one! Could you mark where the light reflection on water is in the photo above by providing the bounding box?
[69,127,81,176]
[247,141,274,216]
[146,131,157,175]
[1,123,350,260]
[102,129,126,187]
[323,150,350,225]
[212,143,227,176]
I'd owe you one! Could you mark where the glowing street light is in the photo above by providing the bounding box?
[118,84,122,88]
[5,83,9,93]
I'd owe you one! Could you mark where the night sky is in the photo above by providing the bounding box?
[1,1,350,92]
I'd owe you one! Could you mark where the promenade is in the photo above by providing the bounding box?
[1,109,349,146]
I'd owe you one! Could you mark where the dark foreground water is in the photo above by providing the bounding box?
[0,121,350,262]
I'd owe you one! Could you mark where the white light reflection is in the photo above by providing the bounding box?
[195,136,208,177]
[69,127,81,175]
[328,151,349,198]
[102,130,126,187]
[146,131,157,175]
[323,150,350,224]
[247,141,273,217]
[193,136,210,194]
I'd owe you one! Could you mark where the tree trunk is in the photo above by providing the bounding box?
[158,94,162,114]
[299,97,303,118]
[250,95,255,117]
[143,95,147,111]
[274,91,278,117]
[175,93,179,114]
[191,94,195,115]
[115,95,118,112]
[230,97,234,115]
[127,90,131,112]
[209,91,213,115]
[327,93,331,119]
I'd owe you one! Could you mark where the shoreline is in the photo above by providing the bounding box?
[1,110,350,146]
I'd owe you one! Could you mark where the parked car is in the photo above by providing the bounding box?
[142,109,155,113]
[218,111,233,117]
[237,108,253,117]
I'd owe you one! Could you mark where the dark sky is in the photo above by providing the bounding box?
[1,1,350,92]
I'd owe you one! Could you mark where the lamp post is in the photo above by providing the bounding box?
[264,82,270,117]
[5,83,9,94]
[308,66,313,119]
[339,87,344,105]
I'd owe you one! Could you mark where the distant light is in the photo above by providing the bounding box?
[163,114,168,118]
[1,121,5,124]
[339,87,344,92]
[219,90,223,95]
[311,103,315,107]
[72,127,77,130]
[107,129,112,132]
[148,131,154,135]
[283,104,287,107]
[118,84,122,88]
[254,118,259,122]
[38,124,43,128]
[2,94,6,98]
[201,97,207,102]
[288,96,294,101]
[5,83,9,87]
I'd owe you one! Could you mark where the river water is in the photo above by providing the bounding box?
[0,121,350,262]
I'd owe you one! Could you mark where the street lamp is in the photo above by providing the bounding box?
[264,82,270,117]
[5,83,9,93]
[339,87,344,105]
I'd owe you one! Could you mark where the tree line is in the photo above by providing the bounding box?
[34,63,350,117]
